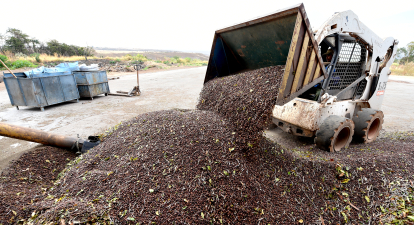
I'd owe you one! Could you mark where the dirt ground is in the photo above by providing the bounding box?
[0,70,413,172]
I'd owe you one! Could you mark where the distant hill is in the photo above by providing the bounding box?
[94,47,209,61]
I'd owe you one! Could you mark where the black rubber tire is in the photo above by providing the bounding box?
[315,115,355,152]
[353,108,384,143]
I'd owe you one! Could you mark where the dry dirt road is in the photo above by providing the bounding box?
[0,68,413,171]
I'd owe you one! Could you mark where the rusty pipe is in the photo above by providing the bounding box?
[0,122,78,149]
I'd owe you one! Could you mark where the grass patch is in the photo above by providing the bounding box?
[1,51,208,72]
[0,54,37,69]
[390,62,414,76]
[10,60,37,69]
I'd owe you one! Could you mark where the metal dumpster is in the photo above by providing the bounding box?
[3,72,79,111]
[73,71,110,99]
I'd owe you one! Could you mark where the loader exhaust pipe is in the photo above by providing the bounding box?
[0,122,101,153]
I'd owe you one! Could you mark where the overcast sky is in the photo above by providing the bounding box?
[2,0,413,54]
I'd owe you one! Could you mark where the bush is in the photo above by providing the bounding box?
[131,54,148,62]
[15,52,28,59]
[30,53,41,63]
[0,55,8,67]
[130,60,143,65]
[390,62,414,76]
[11,60,37,69]
[123,54,133,61]
[177,58,185,63]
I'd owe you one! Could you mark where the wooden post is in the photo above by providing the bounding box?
[0,58,17,78]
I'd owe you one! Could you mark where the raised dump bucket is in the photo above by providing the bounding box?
[204,3,327,105]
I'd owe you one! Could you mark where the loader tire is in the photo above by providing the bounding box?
[352,108,383,143]
[315,115,354,152]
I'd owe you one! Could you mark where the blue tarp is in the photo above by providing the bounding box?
[24,62,79,77]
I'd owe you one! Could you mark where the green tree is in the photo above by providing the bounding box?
[0,33,5,55]
[4,28,30,54]
[29,38,40,53]
[46,39,64,55]
[396,42,414,64]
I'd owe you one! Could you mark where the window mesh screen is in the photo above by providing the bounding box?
[327,40,366,90]
[355,79,367,96]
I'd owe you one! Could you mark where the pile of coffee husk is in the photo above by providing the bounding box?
[197,66,284,148]
[5,65,413,224]
[24,66,287,224]
[0,146,77,223]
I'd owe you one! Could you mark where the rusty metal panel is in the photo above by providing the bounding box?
[278,12,303,98]
[291,32,310,93]
[298,5,327,79]
[272,98,322,131]
[60,75,79,101]
[313,64,321,82]
[280,17,306,100]
[3,77,25,106]
[273,98,357,131]
[272,117,314,137]
[73,71,110,98]
[41,76,65,105]
[19,79,38,106]
[303,50,316,85]
[3,72,79,110]
[275,7,328,105]
[296,34,313,91]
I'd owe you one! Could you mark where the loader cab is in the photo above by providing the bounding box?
[299,34,368,102]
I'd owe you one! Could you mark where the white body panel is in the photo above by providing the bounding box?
[273,10,398,133]
[272,98,356,131]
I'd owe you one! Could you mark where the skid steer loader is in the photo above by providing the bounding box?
[204,3,397,152]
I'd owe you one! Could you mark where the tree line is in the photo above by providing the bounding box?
[0,28,95,57]
[396,42,414,64]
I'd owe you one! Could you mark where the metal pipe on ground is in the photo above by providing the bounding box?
[0,122,78,149]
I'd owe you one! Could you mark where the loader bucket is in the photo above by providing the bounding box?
[204,3,327,105]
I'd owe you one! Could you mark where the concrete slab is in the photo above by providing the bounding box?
[0,67,207,171]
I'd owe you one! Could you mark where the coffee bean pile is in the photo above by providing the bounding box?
[197,66,284,148]
[29,115,414,224]
[0,146,77,224]
[2,65,412,224]
[30,110,281,224]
